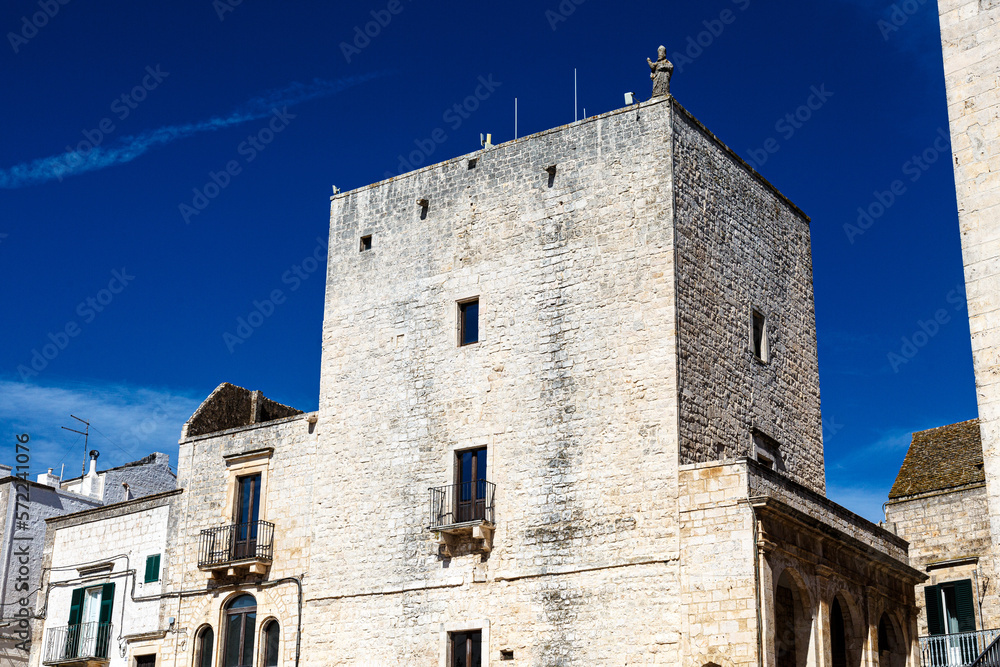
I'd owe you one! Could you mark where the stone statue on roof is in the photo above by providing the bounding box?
[648,45,674,97]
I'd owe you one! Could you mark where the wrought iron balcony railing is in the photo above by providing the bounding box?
[428,480,495,530]
[198,520,274,568]
[921,629,1000,667]
[43,621,112,664]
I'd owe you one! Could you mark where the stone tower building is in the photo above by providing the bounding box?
[138,80,920,667]
[937,0,1000,584]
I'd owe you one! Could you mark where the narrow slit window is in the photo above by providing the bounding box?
[459,299,479,346]
[360,235,372,252]
[752,309,767,361]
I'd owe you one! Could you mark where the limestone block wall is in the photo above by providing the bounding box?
[29,491,178,667]
[672,109,825,494]
[938,0,1000,578]
[678,463,759,667]
[314,98,681,663]
[156,414,316,667]
[886,484,1000,634]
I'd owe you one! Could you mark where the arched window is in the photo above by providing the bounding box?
[262,620,279,667]
[194,625,213,667]
[223,594,256,667]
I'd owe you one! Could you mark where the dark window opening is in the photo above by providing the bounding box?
[135,655,156,667]
[456,447,488,523]
[468,158,478,169]
[234,474,261,560]
[752,309,767,361]
[450,630,482,667]
[195,626,214,667]
[753,430,784,471]
[501,649,514,660]
[831,598,847,667]
[360,235,372,252]
[223,595,256,667]
[263,620,279,667]
[459,299,479,346]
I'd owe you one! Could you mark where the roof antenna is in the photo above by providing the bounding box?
[574,68,578,122]
[61,414,90,476]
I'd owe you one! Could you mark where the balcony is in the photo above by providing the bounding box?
[198,520,274,576]
[920,629,1000,667]
[428,481,495,555]
[43,622,112,666]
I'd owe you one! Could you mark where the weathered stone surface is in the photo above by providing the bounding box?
[938,0,1000,611]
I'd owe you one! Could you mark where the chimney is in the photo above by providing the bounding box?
[36,468,61,487]
[80,450,103,500]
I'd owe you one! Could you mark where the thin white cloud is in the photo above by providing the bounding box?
[0,72,386,189]
[826,483,891,524]
[0,379,201,476]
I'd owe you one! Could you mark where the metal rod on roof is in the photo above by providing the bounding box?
[574,69,578,122]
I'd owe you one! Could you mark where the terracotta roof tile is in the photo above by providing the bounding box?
[888,419,983,499]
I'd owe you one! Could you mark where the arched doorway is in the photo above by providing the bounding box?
[878,612,906,667]
[830,593,862,667]
[775,569,812,667]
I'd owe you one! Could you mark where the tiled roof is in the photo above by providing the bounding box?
[888,418,984,499]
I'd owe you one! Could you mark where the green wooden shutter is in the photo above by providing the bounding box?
[955,579,977,633]
[144,554,161,583]
[925,585,944,635]
[67,588,84,625]
[96,583,115,658]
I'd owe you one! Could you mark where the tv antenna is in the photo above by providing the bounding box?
[61,415,90,476]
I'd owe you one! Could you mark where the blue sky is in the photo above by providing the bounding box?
[0,0,973,522]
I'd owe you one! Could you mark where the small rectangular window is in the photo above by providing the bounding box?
[752,309,767,361]
[135,655,156,667]
[450,630,482,667]
[459,299,479,346]
[144,554,161,583]
[360,235,372,252]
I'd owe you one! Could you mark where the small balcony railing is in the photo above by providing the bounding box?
[428,480,495,530]
[198,520,274,568]
[921,629,1000,667]
[43,622,112,664]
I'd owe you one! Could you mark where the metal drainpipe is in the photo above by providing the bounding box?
[260,577,303,667]
[747,498,765,667]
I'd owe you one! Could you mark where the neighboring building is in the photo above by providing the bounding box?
[885,420,1000,663]
[156,382,307,667]
[938,0,1000,592]
[28,489,180,667]
[0,453,174,667]
[151,78,924,666]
